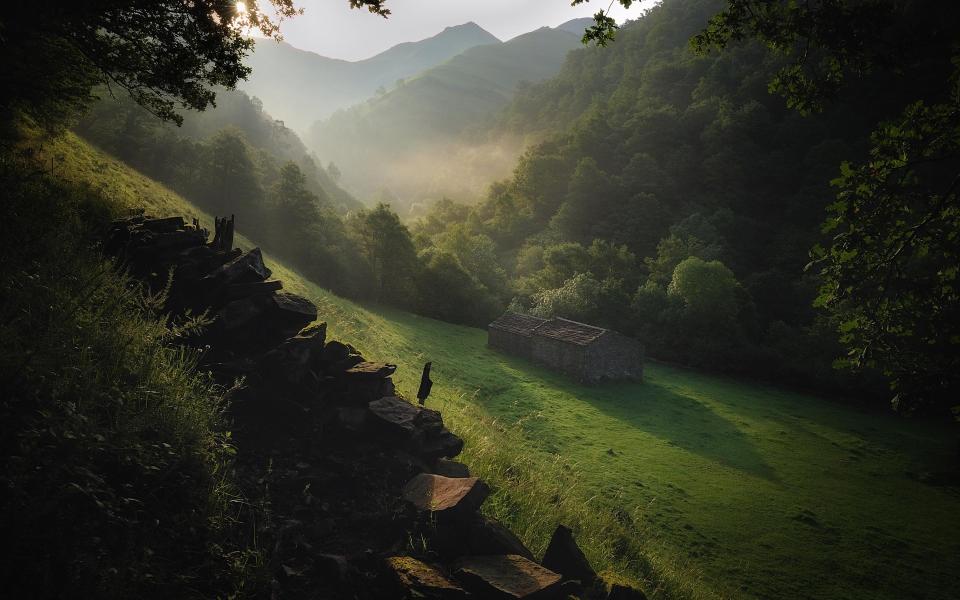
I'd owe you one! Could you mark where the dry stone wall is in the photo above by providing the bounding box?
[104,212,649,600]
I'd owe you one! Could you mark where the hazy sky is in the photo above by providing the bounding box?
[268,0,657,61]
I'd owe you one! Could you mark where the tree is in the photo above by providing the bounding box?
[348,203,419,304]
[197,129,263,218]
[668,256,738,319]
[812,97,960,416]
[0,0,396,131]
[695,0,960,415]
[530,273,603,321]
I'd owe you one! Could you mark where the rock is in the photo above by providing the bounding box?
[468,516,534,561]
[339,362,398,401]
[296,321,327,346]
[541,525,596,585]
[342,361,398,380]
[320,340,351,363]
[139,216,185,232]
[453,555,562,599]
[384,556,466,599]
[267,292,317,336]
[129,228,207,262]
[328,354,365,373]
[336,406,368,431]
[205,247,272,285]
[217,295,269,332]
[315,553,355,587]
[402,473,489,517]
[417,429,464,461]
[368,397,465,460]
[607,583,648,600]
[368,396,421,435]
[225,279,283,300]
[258,321,328,385]
[433,459,470,478]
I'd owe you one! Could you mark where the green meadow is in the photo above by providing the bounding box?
[53,132,960,600]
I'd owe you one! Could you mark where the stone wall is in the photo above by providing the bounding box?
[530,334,589,381]
[105,212,649,600]
[487,327,532,359]
[585,332,645,383]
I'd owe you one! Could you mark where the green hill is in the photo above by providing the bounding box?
[51,132,960,600]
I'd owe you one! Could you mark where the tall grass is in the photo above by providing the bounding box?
[0,142,259,598]
[432,392,716,600]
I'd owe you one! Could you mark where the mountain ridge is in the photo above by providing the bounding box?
[306,24,585,207]
[241,22,501,132]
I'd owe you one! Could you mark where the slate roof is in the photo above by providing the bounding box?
[489,313,610,346]
[531,317,608,346]
[488,312,548,336]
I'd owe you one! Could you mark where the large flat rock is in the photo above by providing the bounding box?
[453,555,562,599]
[369,396,421,435]
[205,247,272,285]
[384,556,466,599]
[342,361,397,380]
[402,473,489,516]
[368,397,465,460]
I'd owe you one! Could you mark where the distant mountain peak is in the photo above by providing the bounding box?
[555,18,595,36]
[446,21,483,31]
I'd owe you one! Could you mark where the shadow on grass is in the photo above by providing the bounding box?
[328,303,779,482]
[582,379,780,482]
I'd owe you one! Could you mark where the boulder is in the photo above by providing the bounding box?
[384,556,466,599]
[402,474,489,518]
[266,293,318,340]
[368,397,464,460]
[139,216,185,233]
[541,524,596,585]
[342,361,398,380]
[320,340,351,363]
[213,292,316,351]
[225,279,283,300]
[368,396,421,435]
[467,517,534,561]
[258,322,327,386]
[204,247,272,285]
[607,583,648,600]
[433,459,470,478]
[217,295,269,332]
[336,406,368,432]
[417,429,464,461]
[453,555,562,599]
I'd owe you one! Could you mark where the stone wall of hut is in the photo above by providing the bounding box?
[530,335,589,381]
[584,332,644,382]
[487,328,532,360]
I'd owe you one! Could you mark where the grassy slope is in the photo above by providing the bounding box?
[54,132,960,600]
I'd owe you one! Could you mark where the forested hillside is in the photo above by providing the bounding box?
[241,23,500,133]
[307,23,588,207]
[408,0,955,400]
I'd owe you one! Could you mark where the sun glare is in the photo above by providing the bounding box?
[236,1,247,14]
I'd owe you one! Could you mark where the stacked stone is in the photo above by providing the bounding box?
[104,213,648,600]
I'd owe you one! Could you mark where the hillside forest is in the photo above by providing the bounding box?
[2,0,959,598]
[74,0,957,410]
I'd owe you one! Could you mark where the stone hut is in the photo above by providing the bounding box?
[487,312,644,383]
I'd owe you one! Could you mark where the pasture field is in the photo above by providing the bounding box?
[53,132,960,600]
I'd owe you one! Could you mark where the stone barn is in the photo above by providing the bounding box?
[487,312,644,383]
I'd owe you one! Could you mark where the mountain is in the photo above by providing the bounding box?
[306,24,585,209]
[553,17,595,36]
[240,23,500,133]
